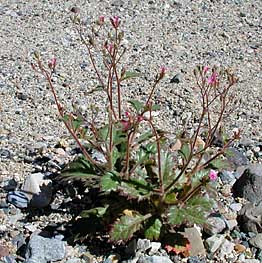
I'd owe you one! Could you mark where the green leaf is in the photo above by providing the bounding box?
[144,218,162,240]
[110,212,148,242]
[191,170,208,187]
[164,192,178,205]
[62,114,70,122]
[151,104,161,111]
[101,172,120,192]
[72,117,82,131]
[168,197,213,225]
[80,205,109,218]
[121,71,140,81]
[161,152,174,187]
[119,178,153,200]
[112,126,127,146]
[112,147,120,167]
[210,158,230,170]
[137,131,154,144]
[167,206,185,225]
[145,142,157,154]
[179,143,191,161]
[128,99,144,112]
[98,125,109,141]
[61,156,100,186]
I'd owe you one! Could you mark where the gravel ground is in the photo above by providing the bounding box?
[0,0,261,262]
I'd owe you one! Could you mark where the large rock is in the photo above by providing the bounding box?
[182,227,206,256]
[25,235,66,263]
[249,233,262,249]
[237,201,262,234]
[22,173,52,208]
[203,216,226,235]
[232,164,262,204]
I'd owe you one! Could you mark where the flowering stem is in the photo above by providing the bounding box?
[146,118,163,194]
[35,62,102,171]
[146,78,161,106]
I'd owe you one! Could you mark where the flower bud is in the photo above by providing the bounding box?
[48,58,57,70]
[110,16,120,29]
[98,15,105,25]
[159,66,167,79]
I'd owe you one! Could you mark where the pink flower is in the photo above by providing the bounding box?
[98,15,105,25]
[137,115,144,122]
[125,111,131,118]
[207,72,218,85]
[121,120,130,131]
[160,66,167,78]
[209,170,218,181]
[203,66,209,74]
[110,16,120,29]
[48,58,57,70]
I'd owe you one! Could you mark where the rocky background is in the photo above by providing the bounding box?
[0,0,261,262]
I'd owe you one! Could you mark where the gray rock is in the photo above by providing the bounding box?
[0,149,11,159]
[7,191,30,208]
[65,259,81,263]
[12,233,26,250]
[138,255,172,263]
[182,227,206,256]
[225,219,238,230]
[205,234,225,253]
[249,233,262,250]
[229,203,243,212]
[203,216,226,235]
[137,239,151,252]
[220,171,236,185]
[64,259,81,263]
[149,242,161,255]
[244,259,260,263]
[226,147,249,167]
[238,201,262,234]
[22,173,52,208]
[2,255,17,263]
[217,239,235,257]
[187,257,205,263]
[25,235,66,263]
[232,164,262,204]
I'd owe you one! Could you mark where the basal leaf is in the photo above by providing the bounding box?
[121,71,140,81]
[144,218,162,240]
[128,99,144,112]
[80,205,109,218]
[137,131,154,144]
[112,148,120,167]
[110,212,148,242]
[164,192,178,205]
[61,156,100,186]
[168,197,212,226]
[167,206,185,225]
[179,143,191,161]
[98,125,109,141]
[119,178,152,200]
[161,152,174,187]
[101,172,120,192]
[145,142,157,154]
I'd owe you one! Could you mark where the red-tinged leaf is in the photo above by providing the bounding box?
[165,243,191,257]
